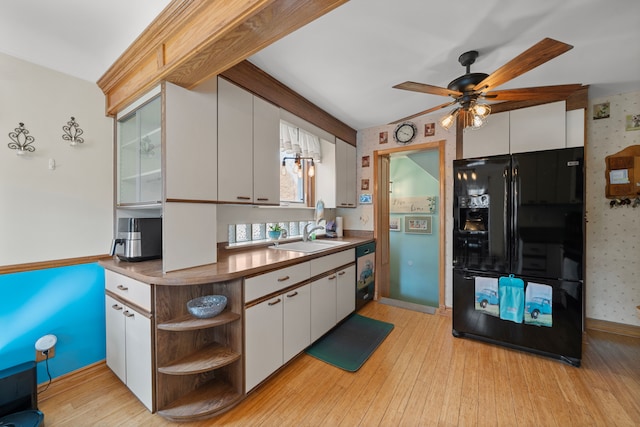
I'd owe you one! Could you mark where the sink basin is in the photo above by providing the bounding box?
[269,240,350,253]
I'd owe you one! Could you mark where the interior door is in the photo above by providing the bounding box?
[374,154,390,299]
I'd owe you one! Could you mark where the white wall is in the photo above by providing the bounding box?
[0,53,113,265]
[586,90,640,326]
[347,116,457,307]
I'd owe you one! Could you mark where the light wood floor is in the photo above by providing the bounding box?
[39,301,640,426]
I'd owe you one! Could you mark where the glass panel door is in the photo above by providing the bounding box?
[117,96,162,204]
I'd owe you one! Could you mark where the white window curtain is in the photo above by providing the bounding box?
[280,122,322,162]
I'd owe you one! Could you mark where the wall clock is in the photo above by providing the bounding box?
[393,121,417,144]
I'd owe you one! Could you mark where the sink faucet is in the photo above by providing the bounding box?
[303,223,325,241]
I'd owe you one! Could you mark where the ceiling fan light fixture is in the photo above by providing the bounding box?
[439,107,460,130]
[472,102,491,118]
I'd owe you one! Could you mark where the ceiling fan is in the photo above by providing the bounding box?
[392,38,581,130]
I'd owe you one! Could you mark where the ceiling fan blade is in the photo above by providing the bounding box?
[389,101,457,124]
[393,81,462,98]
[473,38,573,92]
[483,84,583,101]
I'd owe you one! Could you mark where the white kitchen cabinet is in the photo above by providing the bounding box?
[116,87,162,205]
[283,284,311,363]
[164,80,218,201]
[253,95,281,204]
[218,77,280,205]
[510,101,566,153]
[335,138,357,207]
[105,294,153,411]
[462,111,510,158]
[310,273,337,342]
[245,295,284,392]
[336,264,356,322]
[566,108,585,148]
[316,138,337,208]
[463,101,584,158]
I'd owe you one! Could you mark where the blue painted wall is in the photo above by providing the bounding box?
[389,151,440,307]
[0,263,106,384]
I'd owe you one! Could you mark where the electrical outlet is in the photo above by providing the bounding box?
[36,346,55,362]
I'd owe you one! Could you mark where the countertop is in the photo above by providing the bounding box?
[99,236,373,286]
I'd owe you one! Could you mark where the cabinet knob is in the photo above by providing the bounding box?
[123,310,135,318]
[117,284,128,291]
[268,298,282,306]
[111,304,123,311]
[277,275,290,282]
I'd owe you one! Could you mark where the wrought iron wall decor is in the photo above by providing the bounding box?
[62,116,84,146]
[8,122,36,155]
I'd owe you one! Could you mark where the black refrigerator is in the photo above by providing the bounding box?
[452,147,584,367]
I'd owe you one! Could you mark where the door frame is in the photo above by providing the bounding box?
[373,140,447,312]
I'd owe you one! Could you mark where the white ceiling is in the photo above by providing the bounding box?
[2,0,639,130]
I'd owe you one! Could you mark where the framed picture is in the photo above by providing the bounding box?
[362,155,370,167]
[424,122,435,136]
[359,193,372,204]
[389,217,401,232]
[379,131,388,144]
[405,216,432,234]
[361,179,370,190]
[625,114,640,131]
[593,102,610,120]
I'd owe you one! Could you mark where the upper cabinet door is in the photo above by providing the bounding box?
[463,111,510,158]
[217,78,254,203]
[117,88,162,205]
[164,81,218,201]
[253,96,280,205]
[336,139,357,208]
[510,101,566,153]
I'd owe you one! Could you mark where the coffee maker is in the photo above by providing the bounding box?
[110,217,162,262]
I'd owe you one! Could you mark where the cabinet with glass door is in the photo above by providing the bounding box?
[117,88,162,205]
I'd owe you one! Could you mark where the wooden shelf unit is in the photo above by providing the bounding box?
[154,279,243,421]
[605,145,640,198]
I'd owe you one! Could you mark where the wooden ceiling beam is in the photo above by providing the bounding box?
[97,0,349,116]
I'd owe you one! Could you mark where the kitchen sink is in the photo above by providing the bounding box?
[269,239,350,253]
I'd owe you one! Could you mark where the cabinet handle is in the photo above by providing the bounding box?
[268,298,282,306]
[363,249,370,254]
[236,196,251,200]
[123,310,135,318]
[256,197,269,201]
[111,304,123,311]
[277,275,290,282]
[117,284,128,291]
[328,275,337,280]
[338,271,346,276]
[286,291,298,298]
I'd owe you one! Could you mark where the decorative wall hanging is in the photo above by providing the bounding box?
[379,131,388,144]
[405,215,432,234]
[390,196,437,214]
[592,102,610,119]
[8,122,36,155]
[625,114,640,131]
[62,116,84,146]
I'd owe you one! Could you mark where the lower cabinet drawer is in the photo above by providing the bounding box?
[310,249,355,277]
[244,262,310,302]
[105,270,151,312]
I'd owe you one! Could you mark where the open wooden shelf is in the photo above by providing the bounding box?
[156,380,242,422]
[158,342,241,375]
[157,309,240,331]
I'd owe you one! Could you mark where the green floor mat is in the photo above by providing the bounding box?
[305,313,394,372]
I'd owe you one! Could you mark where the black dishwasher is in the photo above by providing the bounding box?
[356,241,375,310]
